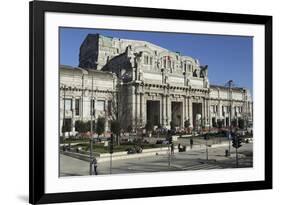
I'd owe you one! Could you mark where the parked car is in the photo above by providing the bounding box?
[126,146,143,154]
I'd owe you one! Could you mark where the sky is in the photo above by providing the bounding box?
[60,27,253,92]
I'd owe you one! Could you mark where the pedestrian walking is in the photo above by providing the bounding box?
[178,143,181,152]
[93,157,98,175]
[190,138,193,149]
[171,142,174,155]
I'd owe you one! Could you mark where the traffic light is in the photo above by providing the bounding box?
[237,137,242,148]
[232,134,242,149]
[232,136,237,148]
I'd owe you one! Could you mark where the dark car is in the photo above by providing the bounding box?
[126,146,143,154]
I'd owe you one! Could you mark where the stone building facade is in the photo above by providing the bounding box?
[60,34,253,135]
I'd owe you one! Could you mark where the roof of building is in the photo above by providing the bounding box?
[96,33,199,63]
[60,65,117,78]
[210,84,246,91]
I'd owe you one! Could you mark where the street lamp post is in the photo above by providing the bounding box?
[226,80,234,156]
[62,85,66,140]
[89,72,94,175]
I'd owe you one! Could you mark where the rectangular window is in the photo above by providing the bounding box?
[75,99,80,116]
[91,99,95,115]
[108,100,112,115]
[96,100,105,111]
[64,99,72,111]
[163,59,166,68]
[150,57,153,65]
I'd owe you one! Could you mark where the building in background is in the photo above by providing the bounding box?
[60,34,253,136]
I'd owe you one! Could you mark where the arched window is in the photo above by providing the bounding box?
[167,57,171,68]
[144,55,149,64]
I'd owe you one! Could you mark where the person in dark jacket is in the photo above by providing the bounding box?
[171,142,174,155]
[93,157,98,175]
[190,138,194,149]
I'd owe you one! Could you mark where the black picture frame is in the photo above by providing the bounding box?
[29,0,272,204]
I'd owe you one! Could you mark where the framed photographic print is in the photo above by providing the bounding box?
[29,0,272,204]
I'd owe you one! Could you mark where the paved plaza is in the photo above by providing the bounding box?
[60,142,253,177]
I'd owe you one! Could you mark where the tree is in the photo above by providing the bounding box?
[184,119,190,129]
[75,120,82,132]
[75,120,95,134]
[127,124,133,133]
[111,120,121,145]
[184,119,191,134]
[62,119,72,134]
[96,117,105,137]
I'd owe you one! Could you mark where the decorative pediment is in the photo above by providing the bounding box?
[133,45,154,56]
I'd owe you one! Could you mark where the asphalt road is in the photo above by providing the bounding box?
[60,142,253,177]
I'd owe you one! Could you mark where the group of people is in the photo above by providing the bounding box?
[170,138,194,154]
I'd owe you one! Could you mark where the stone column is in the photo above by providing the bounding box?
[188,97,193,128]
[207,99,211,127]
[135,92,140,129]
[105,100,109,131]
[202,98,205,127]
[181,99,185,128]
[218,100,222,120]
[167,95,171,128]
[162,94,167,127]
[140,93,143,126]
[184,96,188,121]
[131,86,136,131]
[143,95,147,126]
[205,98,208,126]
[159,96,162,126]
[72,96,75,133]
[204,98,207,126]
[83,94,90,121]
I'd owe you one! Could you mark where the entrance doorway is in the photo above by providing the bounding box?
[146,100,160,126]
[171,102,183,128]
[192,103,202,128]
